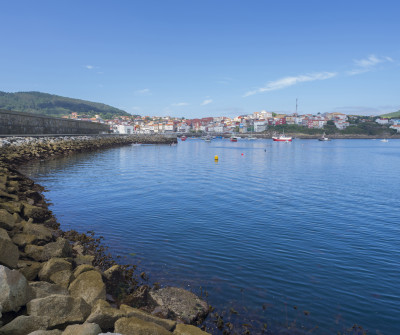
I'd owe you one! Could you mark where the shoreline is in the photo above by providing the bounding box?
[0,135,215,335]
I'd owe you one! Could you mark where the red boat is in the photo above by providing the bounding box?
[272,132,292,142]
[180,136,187,141]
[230,136,238,142]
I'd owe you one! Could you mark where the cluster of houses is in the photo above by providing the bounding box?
[65,110,400,134]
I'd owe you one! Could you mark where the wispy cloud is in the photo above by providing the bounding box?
[244,72,337,97]
[172,102,189,107]
[134,88,151,96]
[85,65,94,70]
[347,55,393,75]
[201,99,213,106]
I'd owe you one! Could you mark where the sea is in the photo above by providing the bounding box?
[20,138,400,334]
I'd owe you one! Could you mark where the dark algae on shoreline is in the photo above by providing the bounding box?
[0,135,369,335]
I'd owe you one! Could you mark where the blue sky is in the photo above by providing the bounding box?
[1,0,399,118]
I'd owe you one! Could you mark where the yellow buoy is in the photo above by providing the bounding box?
[214,155,219,161]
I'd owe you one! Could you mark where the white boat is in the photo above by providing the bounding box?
[204,135,212,142]
[381,138,388,142]
[318,132,330,141]
[272,131,292,142]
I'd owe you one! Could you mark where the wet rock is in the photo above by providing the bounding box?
[119,304,176,331]
[0,228,19,268]
[23,204,51,223]
[23,223,53,243]
[103,265,125,297]
[17,260,43,281]
[25,244,45,261]
[121,285,155,309]
[27,294,91,328]
[12,233,37,248]
[86,299,125,331]
[42,238,73,260]
[149,287,208,324]
[173,324,211,335]
[0,209,16,230]
[0,265,32,312]
[114,317,171,335]
[0,315,50,335]
[62,323,102,335]
[69,270,106,306]
[29,281,69,299]
[24,190,43,204]
[38,258,72,282]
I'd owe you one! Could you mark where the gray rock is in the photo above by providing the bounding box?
[75,254,95,266]
[49,269,74,288]
[0,315,50,335]
[29,281,69,299]
[0,265,32,312]
[42,238,72,260]
[119,304,176,331]
[27,294,91,328]
[62,323,102,335]
[149,287,208,324]
[38,258,72,282]
[17,260,43,281]
[0,228,19,268]
[114,317,171,335]
[0,209,16,230]
[173,324,212,335]
[69,270,106,306]
[86,299,125,331]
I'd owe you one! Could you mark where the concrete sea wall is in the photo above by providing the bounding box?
[0,110,110,135]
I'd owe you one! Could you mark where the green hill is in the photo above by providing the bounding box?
[0,91,130,119]
[380,110,400,119]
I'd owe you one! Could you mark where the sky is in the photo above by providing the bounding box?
[1,0,400,118]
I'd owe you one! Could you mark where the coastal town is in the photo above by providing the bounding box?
[64,110,400,135]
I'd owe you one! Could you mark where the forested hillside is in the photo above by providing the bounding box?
[0,91,130,119]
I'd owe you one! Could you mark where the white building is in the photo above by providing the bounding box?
[116,125,134,134]
[254,120,267,132]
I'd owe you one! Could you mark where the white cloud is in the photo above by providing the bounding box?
[201,99,213,106]
[244,72,337,97]
[347,55,393,75]
[86,65,94,70]
[172,102,189,107]
[134,88,151,96]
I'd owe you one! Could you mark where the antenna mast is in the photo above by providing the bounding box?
[296,98,298,114]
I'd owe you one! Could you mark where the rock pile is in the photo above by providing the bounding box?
[0,136,210,335]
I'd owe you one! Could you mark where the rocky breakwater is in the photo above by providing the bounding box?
[0,135,211,335]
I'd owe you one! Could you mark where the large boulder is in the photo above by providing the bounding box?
[0,209,16,230]
[0,265,32,312]
[24,244,45,262]
[75,254,94,266]
[114,317,171,335]
[27,294,91,328]
[119,304,176,331]
[149,287,208,324]
[0,315,50,335]
[29,281,69,299]
[38,258,72,282]
[73,264,95,278]
[49,270,74,288]
[0,228,19,268]
[0,201,23,215]
[62,323,102,335]
[69,270,106,306]
[173,324,211,335]
[42,238,72,260]
[27,330,62,335]
[12,233,37,248]
[86,299,125,331]
[121,285,155,309]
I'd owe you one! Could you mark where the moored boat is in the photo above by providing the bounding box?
[318,132,330,141]
[230,136,238,142]
[180,135,187,141]
[272,132,292,142]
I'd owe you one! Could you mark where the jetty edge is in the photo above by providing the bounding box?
[0,134,213,335]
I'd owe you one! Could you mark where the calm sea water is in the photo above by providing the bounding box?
[21,139,400,334]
